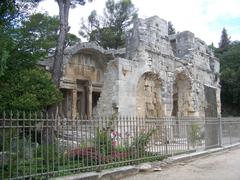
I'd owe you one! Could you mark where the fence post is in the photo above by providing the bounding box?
[204,117,207,150]
[229,121,232,145]
[187,119,190,151]
[164,124,168,155]
[218,116,222,147]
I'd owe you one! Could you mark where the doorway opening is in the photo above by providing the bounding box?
[92,91,101,113]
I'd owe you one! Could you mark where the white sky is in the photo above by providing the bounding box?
[37,0,240,46]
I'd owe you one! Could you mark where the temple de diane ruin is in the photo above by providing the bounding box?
[40,16,221,118]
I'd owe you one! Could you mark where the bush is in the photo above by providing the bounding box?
[94,128,113,156]
[130,128,156,156]
[189,124,202,147]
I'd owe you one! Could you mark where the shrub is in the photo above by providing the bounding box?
[189,124,202,147]
[130,128,156,155]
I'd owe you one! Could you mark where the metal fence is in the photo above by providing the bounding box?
[0,113,240,179]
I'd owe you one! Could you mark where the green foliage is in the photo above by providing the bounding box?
[18,13,59,56]
[219,28,231,51]
[0,13,68,111]
[131,129,156,154]
[0,68,62,111]
[168,21,176,35]
[218,42,240,116]
[188,124,202,148]
[212,28,240,116]
[89,26,125,49]
[94,128,113,155]
[0,36,11,76]
[0,0,16,28]
[80,0,138,49]
[92,114,117,156]
[14,13,79,58]
[67,33,80,46]
[114,145,128,152]
[0,140,69,179]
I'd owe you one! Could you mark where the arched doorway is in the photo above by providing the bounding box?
[136,72,164,117]
[172,72,193,138]
[172,72,192,117]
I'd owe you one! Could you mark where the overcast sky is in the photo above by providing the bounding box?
[37,0,240,46]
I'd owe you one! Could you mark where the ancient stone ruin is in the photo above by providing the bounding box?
[40,16,221,118]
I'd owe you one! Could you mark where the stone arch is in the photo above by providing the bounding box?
[172,69,194,117]
[136,72,164,117]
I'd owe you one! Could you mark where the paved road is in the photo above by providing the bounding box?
[122,147,240,180]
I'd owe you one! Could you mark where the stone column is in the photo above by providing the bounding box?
[72,89,77,119]
[87,82,93,118]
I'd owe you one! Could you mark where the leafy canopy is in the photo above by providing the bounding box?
[80,0,138,49]
[0,12,66,111]
[219,28,231,51]
[218,41,240,116]
[168,21,176,35]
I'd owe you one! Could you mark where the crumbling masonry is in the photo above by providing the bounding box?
[40,16,221,118]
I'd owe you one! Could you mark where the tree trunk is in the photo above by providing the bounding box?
[43,0,71,145]
[52,0,70,87]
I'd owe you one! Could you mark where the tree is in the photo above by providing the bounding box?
[18,13,79,57]
[0,0,16,76]
[0,13,65,112]
[0,0,15,28]
[168,21,176,35]
[52,0,87,89]
[0,0,45,76]
[0,69,62,112]
[218,42,240,116]
[219,28,231,51]
[80,0,138,49]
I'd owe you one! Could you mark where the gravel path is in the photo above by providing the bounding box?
[122,147,240,180]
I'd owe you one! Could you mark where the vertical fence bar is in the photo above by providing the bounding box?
[134,116,137,162]
[113,115,116,166]
[80,115,84,171]
[218,116,222,147]
[61,115,65,174]
[164,122,168,155]
[230,121,233,145]
[56,113,60,176]
[34,112,38,177]
[16,111,20,178]
[29,112,32,177]
[1,112,5,179]
[52,113,55,177]
[40,112,43,177]
[97,116,100,169]
[23,112,26,178]
[76,115,79,172]
[123,115,127,165]
[204,117,207,149]
[46,113,49,178]
[66,115,69,172]
[9,111,12,178]
[142,116,145,160]
[86,117,93,169]
[143,116,145,160]
[124,116,128,164]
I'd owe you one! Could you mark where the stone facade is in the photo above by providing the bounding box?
[40,16,220,118]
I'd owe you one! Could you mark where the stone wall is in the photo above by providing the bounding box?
[40,16,221,118]
[97,15,221,117]
[95,59,119,116]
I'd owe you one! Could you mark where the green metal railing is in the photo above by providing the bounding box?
[0,112,240,179]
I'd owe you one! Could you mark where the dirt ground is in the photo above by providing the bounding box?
[122,147,240,180]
